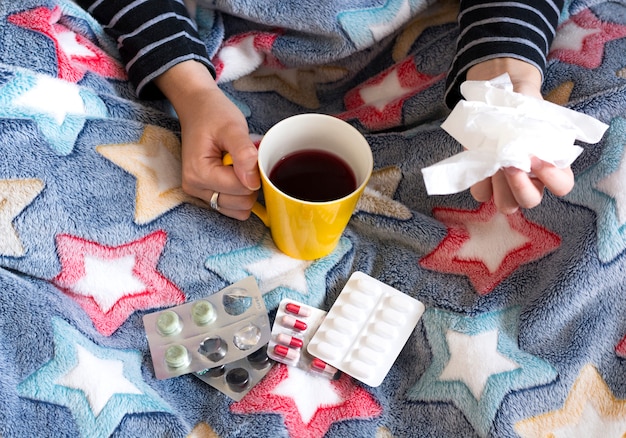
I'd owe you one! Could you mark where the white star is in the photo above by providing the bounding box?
[57,345,143,416]
[14,76,85,125]
[369,0,412,42]
[246,250,312,295]
[439,329,520,400]
[359,69,405,111]
[218,35,264,82]
[272,367,343,423]
[595,150,626,225]
[552,402,626,438]
[135,142,183,193]
[57,29,95,58]
[551,21,600,51]
[457,213,530,273]
[73,254,146,312]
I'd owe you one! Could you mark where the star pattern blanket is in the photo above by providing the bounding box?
[2,0,626,437]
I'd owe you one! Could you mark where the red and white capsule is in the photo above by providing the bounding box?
[281,315,307,331]
[273,344,300,362]
[285,302,312,317]
[276,333,304,349]
[311,358,339,376]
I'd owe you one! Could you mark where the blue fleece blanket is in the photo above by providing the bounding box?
[2,0,626,437]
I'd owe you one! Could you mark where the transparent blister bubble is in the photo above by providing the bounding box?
[267,299,341,379]
[195,345,275,401]
[143,276,271,380]
[307,271,425,387]
[233,323,263,350]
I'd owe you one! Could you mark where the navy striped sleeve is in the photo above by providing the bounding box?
[444,0,564,108]
[77,0,215,99]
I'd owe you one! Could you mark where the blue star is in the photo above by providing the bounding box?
[565,117,626,263]
[205,231,352,310]
[338,0,422,49]
[406,307,558,437]
[560,0,574,22]
[0,70,107,155]
[17,318,172,438]
[561,0,608,22]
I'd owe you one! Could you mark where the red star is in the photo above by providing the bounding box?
[337,58,445,130]
[230,364,382,438]
[420,201,561,295]
[52,230,185,336]
[549,9,626,69]
[616,335,626,358]
[8,6,126,83]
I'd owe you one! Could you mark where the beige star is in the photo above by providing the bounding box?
[187,422,221,438]
[515,364,626,437]
[617,67,626,79]
[233,65,348,109]
[96,125,201,225]
[392,0,458,62]
[0,178,45,257]
[376,426,396,438]
[545,81,575,106]
[356,166,411,219]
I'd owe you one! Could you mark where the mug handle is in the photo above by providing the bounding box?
[222,153,270,226]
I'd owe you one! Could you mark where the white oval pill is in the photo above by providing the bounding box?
[356,278,381,296]
[348,360,371,379]
[371,321,398,338]
[347,290,374,309]
[323,329,351,348]
[340,303,365,322]
[331,317,358,335]
[355,348,378,365]
[386,294,413,312]
[363,335,388,352]
[315,342,341,361]
[380,308,406,326]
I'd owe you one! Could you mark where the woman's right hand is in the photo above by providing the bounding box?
[154,60,261,220]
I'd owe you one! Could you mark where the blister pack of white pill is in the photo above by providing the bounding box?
[195,345,274,401]
[267,299,340,379]
[143,276,271,379]
[307,271,425,387]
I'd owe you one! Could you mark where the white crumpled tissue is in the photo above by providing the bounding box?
[421,73,609,195]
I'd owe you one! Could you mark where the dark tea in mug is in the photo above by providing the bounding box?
[269,149,357,202]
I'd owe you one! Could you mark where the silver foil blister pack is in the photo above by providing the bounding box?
[143,276,271,379]
[195,344,274,401]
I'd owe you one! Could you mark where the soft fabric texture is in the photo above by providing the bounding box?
[1,0,626,437]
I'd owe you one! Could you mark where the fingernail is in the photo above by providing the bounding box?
[245,171,261,190]
[530,156,543,170]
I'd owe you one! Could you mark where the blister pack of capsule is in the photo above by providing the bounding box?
[267,299,341,379]
[307,271,425,387]
[194,345,274,401]
[143,276,271,380]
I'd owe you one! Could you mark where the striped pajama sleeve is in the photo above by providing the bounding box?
[77,0,214,99]
[444,0,564,108]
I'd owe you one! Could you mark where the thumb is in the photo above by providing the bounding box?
[230,139,261,191]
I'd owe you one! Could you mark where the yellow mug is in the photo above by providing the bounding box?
[226,114,373,260]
